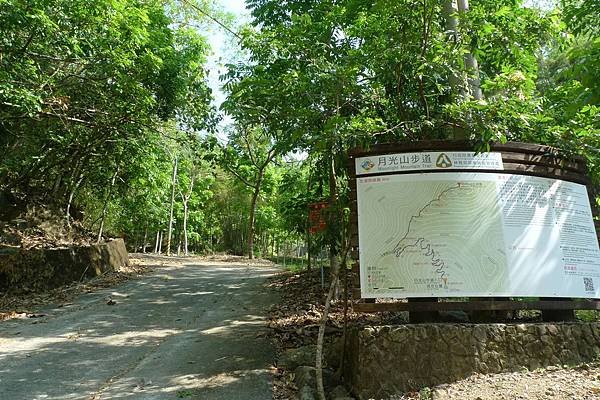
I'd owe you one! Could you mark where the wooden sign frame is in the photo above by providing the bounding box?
[348,140,600,315]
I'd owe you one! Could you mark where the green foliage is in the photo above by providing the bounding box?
[2,0,598,259]
[176,389,193,398]
[0,0,219,254]
[267,256,309,273]
[465,0,552,79]
[576,310,600,322]
[0,0,214,196]
[219,0,599,261]
[563,0,600,36]
[419,386,433,400]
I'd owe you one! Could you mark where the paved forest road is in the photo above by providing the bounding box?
[0,256,280,400]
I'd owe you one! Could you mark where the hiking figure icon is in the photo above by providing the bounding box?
[436,153,453,168]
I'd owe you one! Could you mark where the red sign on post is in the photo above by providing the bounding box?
[309,202,328,234]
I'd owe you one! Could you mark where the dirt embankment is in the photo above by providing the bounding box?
[0,193,94,250]
[0,254,152,322]
[0,198,128,292]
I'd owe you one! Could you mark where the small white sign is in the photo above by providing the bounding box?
[355,151,504,175]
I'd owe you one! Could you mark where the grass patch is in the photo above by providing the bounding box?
[576,310,600,322]
[267,255,312,272]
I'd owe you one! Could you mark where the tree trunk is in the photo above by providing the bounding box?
[142,223,148,253]
[248,167,265,259]
[97,168,119,243]
[65,174,84,227]
[166,156,178,256]
[154,231,160,253]
[52,172,63,197]
[328,154,338,277]
[262,232,268,256]
[183,200,189,256]
[443,0,483,140]
[316,254,340,400]
[179,172,195,256]
[444,0,464,98]
[306,166,313,271]
[339,253,349,376]
[457,0,482,101]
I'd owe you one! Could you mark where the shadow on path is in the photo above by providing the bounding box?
[0,256,280,400]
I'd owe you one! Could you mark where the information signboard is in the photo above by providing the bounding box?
[356,170,600,299]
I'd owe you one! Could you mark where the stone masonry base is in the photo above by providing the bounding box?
[345,323,600,399]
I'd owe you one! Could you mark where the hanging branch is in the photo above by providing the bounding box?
[179,0,242,40]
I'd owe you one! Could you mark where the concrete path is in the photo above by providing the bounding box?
[0,256,280,400]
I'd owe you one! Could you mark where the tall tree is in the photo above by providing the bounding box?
[217,126,279,258]
[0,0,216,216]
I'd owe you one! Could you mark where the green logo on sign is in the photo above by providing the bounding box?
[436,153,453,168]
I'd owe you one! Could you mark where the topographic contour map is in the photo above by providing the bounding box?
[358,174,509,297]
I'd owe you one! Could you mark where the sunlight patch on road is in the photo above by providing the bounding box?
[163,369,271,392]
[0,336,66,355]
[200,319,264,335]
[0,328,182,356]
[146,299,176,305]
[81,329,180,346]
[172,291,215,297]
[170,372,240,389]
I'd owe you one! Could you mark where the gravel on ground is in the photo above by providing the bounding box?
[429,364,600,400]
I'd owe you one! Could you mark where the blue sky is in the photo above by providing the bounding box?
[206,0,249,138]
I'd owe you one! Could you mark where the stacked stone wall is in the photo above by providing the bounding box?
[345,323,600,399]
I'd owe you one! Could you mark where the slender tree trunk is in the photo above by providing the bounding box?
[444,0,482,140]
[307,231,312,271]
[96,213,106,243]
[444,0,464,97]
[65,174,84,227]
[316,254,340,400]
[306,164,313,271]
[328,154,338,275]
[64,155,86,227]
[248,186,258,259]
[248,167,265,259]
[166,156,178,256]
[179,173,194,256]
[154,231,160,253]
[457,0,482,100]
[142,223,148,253]
[97,168,119,243]
[52,173,63,197]
[339,252,349,376]
[183,200,189,255]
[158,231,163,254]
[317,161,350,399]
[328,93,341,276]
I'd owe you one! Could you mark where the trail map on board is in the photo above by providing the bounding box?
[356,173,600,298]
